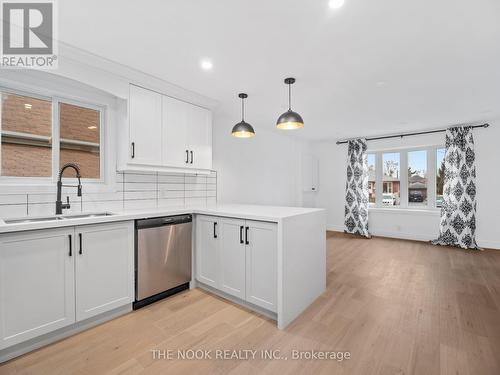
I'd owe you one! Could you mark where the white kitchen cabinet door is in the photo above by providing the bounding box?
[219,217,246,300]
[0,228,75,349]
[75,222,134,321]
[195,215,220,288]
[162,95,190,168]
[245,220,277,312]
[129,85,163,166]
[187,105,212,170]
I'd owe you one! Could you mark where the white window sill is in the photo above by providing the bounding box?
[368,206,441,216]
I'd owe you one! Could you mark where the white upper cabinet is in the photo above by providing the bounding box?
[162,95,189,168]
[128,85,163,166]
[123,84,212,172]
[187,105,212,170]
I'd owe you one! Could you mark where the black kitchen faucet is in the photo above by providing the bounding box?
[56,163,82,215]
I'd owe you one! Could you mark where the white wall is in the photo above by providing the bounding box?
[310,120,500,249]
[212,111,309,207]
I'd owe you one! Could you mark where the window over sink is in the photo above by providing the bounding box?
[0,87,104,181]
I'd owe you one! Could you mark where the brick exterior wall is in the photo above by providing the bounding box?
[1,93,100,178]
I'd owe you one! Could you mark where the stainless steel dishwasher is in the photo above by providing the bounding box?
[133,214,192,309]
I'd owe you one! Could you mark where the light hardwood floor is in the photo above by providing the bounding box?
[2,233,500,375]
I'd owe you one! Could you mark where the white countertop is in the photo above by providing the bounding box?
[0,204,325,234]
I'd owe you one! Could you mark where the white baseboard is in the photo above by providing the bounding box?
[327,225,344,232]
[0,304,132,363]
[326,225,500,250]
[196,282,277,322]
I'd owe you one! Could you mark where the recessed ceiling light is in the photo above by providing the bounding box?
[87,126,97,130]
[200,59,213,71]
[329,0,345,10]
[24,103,32,109]
[376,81,387,87]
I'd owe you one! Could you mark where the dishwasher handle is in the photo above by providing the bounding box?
[136,215,192,229]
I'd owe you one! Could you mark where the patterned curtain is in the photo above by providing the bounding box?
[344,139,370,238]
[432,126,479,249]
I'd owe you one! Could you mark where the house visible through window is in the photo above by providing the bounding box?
[59,103,100,179]
[408,150,427,206]
[368,146,443,209]
[382,152,400,206]
[367,153,376,204]
[1,92,52,177]
[0,88,103,181]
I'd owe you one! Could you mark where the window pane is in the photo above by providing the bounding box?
[59,103,100,179]
[367,154,376,205]
[382,152,400,206]
[436,148,446,208]
[1,92,52,177]
[408,150,427,206]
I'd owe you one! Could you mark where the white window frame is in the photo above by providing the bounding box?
[368,145,444,211]
[0,85,106,185]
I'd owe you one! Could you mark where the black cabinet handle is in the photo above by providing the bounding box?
[239,226,244,244]
[68,234,72,257]
[185,150,189,163]
[131,142,135,159]
[214,222,218,238]
[79,233,83,255]
[245,226,249,245]
[190,150,193,164]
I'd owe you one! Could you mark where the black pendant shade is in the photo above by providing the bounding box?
[276,77,304,130]
[231,93,255,138]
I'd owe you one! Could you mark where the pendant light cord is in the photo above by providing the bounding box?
[241,97,245,121]
[288,82,291,110]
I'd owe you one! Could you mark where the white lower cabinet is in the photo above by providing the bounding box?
[218,218,246,299]
[245,221,277,312]
[195,215,219,288]
[0,221,134,350]
[0,228,76,350]
[195,215,277,313]
[75,222,134,321]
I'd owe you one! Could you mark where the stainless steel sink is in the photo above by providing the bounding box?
[4,216,67,224]
[3,212,115,224]
[62,212,115,219]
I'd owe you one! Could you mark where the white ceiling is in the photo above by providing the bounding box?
[59,0,500,141]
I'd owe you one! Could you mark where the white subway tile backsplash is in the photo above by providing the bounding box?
[159,190,184,199]
[158,174,184,184]
[0,204,27,218]
[124,199,157,210]
[0,171,217,218]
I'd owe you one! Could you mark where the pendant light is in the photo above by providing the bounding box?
[231,93,255,138]
[276,77,304,130]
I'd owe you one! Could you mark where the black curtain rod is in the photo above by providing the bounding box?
[335,123,490,145]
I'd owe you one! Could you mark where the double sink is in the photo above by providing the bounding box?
[4,212,115,225]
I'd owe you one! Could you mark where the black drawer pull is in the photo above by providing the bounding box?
[239,226,244,244]
[131,142,135,158]
[190,150,193,164]
[245,226,249,245]
[68,234,72,257]
[214,222,218,238]
[79,233,83,255]
[185,150,189,163]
